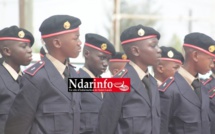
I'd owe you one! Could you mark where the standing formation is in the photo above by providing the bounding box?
[0,14,215,134]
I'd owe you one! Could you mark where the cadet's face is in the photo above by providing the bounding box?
[10,42,32,66]
[196,52,214,75]
[138,38,161,66]
[61,30,82,58]
[88,50,111,76]
[161,61,181,79]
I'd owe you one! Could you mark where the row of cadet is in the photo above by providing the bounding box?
[0,14,215,134]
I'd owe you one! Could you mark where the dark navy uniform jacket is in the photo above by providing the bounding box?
[202,75,215,134]
[0,58,3,64]
[5,56,81,134]
[78,68,103,134]
[159,68,211,134]
[0,64,20,134]
[96,62,160,134]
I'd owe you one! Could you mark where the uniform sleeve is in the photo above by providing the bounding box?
[4,76,41,134]
[159,89,174,134]
[96,92,125,134]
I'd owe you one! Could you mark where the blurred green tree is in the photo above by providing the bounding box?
[114,0,160,52]
[168,33,183,53]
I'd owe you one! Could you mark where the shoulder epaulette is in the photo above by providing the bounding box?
[113,68,128,78]
[202,77,213,85]
[24,61,45,76]
[209,87,215,99]
[158,77,174,92]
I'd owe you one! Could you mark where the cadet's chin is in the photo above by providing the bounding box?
[150,60,159,66]
[199,70,210,75]
[70,53,80,58]
[22,61,32,66]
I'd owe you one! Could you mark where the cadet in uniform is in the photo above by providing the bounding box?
[79,33,115,134]
[0,25,34,133]
[108,52,129,76]
[159,32,215,134]
[202,59,215,134]
[5,15,82,134]
[153,46,184,86]
[96,24,161,134]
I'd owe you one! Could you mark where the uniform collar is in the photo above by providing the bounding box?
[178,67,196,90]
[212,73,215,79]
[46,54,66,78]
[155,78,162,87]
[82,67,96,78]
[129,61,148,80]
[2,61,22,80]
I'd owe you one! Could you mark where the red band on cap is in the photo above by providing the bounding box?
[42,28,79,39]
[85,43,112,55]
[109,59,130,62]
[183,44,215,57]
[121,35,157,45]
[0,37,30,43]
[159,58,182,64]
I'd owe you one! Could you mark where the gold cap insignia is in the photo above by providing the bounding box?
[167,50,174,58]
[138,28,145,36]
[122,54,127,60]
[209,45,215,53]
[63,21,71,29]
[101,43,107,50]
[18,31,25,38]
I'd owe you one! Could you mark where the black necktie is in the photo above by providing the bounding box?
[191,79,202,101]
[16,75,22,84]
[63,66,70,84]
[142,75,152,101]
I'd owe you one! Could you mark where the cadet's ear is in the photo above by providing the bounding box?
[157,64,164,73]
[52,38,61,48]
[192,50,198,62]
[131,45,140,56]
[2,46,11,57]
[84,49,90,58]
